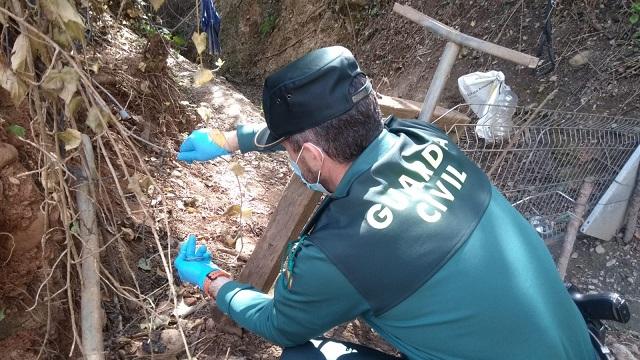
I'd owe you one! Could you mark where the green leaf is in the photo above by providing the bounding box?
[7,124,25,138]
[631,14,640,25]
[0,308,4,322]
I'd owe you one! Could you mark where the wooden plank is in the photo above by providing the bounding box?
[238,175,322,292]
[376,93,471,132]
[393,3,539,68]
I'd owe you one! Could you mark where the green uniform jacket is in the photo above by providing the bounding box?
[216,118,596,360]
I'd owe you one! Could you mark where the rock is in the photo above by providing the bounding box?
[183,297,197,306]
[606,259,616,267]
[0,143,18,169]
[138,329,185,358]
[571,252,578,259]
[595,244,605,254]
[569,50,592,67]
[610,343,638,360]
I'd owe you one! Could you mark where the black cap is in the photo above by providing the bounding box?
[255,46,372,149]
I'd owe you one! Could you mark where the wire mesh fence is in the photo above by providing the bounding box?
[439,105,640,241]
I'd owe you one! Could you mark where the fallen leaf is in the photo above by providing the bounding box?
[42,67,79,104]
[150,0,165,11]
[0,308,4,322]
[206,128,227,147]
[215,58,225,69]
[192,32,207,55]
[121,227,135,241]
[222,205,252,219]
[86,106,107,133]
[229,162,245,177]
[89,63,100,73]
[193,67,214,87]
[140,80,150,93]
[196,106,213,121]
[11,34,30,74]
[127,174,146,200]
[56,128,82,150]
[0,64,27,105]
[137,257,152,271]
[8,177,20,185]
[139,314,169,331]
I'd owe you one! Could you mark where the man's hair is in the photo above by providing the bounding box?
[288,74,383,164]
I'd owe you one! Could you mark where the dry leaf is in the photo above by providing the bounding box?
[150,0,165,11]
[65,95,84,120]
[193,67,214,87]
[86,106,107,133]
[11,34,30,74]
[229,162,245,177]
[196,106,213,121]
[121,227,135,241]
[42,67,79,104]
[0,64,27,105]
[56,129,82,150]
[41,0,86,42]
[222,205,252,219]
[206,128,227,147]
[192,32,207,55]
[127,174,146,200]
[214,58,225,69]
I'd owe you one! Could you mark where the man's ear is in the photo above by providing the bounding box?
[301,142,325,169]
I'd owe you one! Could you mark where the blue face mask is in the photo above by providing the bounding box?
[290,144,331,195]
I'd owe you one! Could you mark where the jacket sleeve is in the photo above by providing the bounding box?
[216,241,370,347]
[236,124,285,153]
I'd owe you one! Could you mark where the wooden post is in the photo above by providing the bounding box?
[557,178,595,280]
[78,135,105,360]
[419,42,461,122]
[238,176,322,292]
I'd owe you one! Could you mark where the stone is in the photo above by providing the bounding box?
[571,252,578,259]
[606,259,616,267]
[595,244,605,254]
[569,50,592,67]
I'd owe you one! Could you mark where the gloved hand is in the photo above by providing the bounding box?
[177,129,229,163]
[174,234,219,289]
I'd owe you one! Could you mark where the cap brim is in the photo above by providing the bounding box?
[254,126,286,149]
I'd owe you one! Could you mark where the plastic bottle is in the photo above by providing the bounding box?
[486,83,518,141]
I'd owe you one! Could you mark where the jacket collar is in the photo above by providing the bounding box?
[332,129,397,199]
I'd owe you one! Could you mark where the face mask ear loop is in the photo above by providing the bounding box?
[306,143,325,184]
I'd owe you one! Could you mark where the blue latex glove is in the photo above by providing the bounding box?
[177,129,229,163]
[174,234,219,289]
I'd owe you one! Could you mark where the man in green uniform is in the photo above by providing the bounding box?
[174,46,597,359]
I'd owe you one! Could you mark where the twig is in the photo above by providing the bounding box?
[557,177,594,279]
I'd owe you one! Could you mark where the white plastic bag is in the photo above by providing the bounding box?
[458,71,518,141]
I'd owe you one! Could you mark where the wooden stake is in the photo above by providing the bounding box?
[557,177,595,280]
[77,135,104,360]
